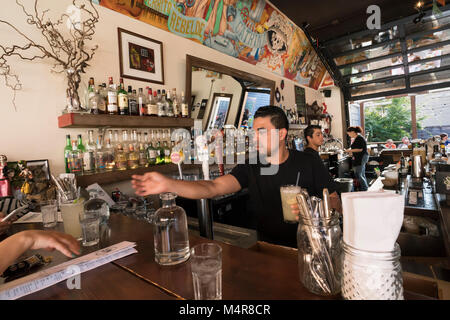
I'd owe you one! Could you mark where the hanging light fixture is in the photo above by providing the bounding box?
[414,1,426,23]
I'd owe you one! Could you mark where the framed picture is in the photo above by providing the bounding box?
[207,93,233,130]
[6,159,50,189]
[118,28,164,84]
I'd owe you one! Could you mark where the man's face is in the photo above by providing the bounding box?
[253,117,286,157]
[310,129,324,147]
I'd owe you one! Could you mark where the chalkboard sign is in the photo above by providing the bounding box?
[294,85,306,119]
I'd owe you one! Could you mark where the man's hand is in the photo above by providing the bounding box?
[132,172,170,196]
[290,203,301,221]
[23,230,81,258]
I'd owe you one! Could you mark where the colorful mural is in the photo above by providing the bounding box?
[97,0,328,89]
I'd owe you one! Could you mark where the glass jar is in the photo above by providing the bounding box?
[153,193,190,265]
[297,212,342,296]
[341,242,404,300]
[83,191,110,225]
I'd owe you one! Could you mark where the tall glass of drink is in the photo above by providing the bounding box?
[280,185,301,223]
[60,198,84,240]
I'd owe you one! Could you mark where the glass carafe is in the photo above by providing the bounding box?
[153,193,190,265]
[84,191,110,225]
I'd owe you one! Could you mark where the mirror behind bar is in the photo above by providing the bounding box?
[186,55,276,131]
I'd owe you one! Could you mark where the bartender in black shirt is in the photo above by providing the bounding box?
[132,106,341,248]
[303,125,324,154]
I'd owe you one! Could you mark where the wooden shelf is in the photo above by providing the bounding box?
[76,163,203,187]
[58,113,195,129]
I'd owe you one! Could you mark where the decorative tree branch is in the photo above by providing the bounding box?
[0,0,99,111]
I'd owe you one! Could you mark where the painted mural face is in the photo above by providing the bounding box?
[98,0,328,89]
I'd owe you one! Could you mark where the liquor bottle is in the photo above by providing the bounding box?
[181,91,189,118]
[68,140,83,174]
[166,89,174,117]
[147,88,157,117]
[77,134,86,153]
[137,88,146,116]
[128,130,139,169]
[95,134,107,172]
[146,131,157,165]
[118,78,129,115]
[88,77,98,114]
[129,87,139,116]
[143,131,149,150]
[105,130,115,171]
[172,89,181,118]
[157,90,166,117]
[115,130,128,171]
[83,130,96,174]
[107,77,118,115]
[137,132,148,167]
[64,134,72,173]
[97,83,107,114]
[156,130,165,165]
[163,130,171,164]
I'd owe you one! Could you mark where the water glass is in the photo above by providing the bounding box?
[60,198,84,240]
[40,200,58,228]
[79,210,100,247]
[191,243,222,300]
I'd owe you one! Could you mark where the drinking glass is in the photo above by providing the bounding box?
[191,243,222,300]
[60,198,84,240]
[40,200,58,228]
[280,185,301,223]
[79,210,100,247]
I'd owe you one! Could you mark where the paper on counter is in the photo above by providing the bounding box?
[342,191,404,252]
[0,241,137,300]
[13,212,63,224]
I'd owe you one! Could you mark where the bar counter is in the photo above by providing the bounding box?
[3,213,441,300]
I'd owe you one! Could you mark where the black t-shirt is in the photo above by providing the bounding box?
[350,135,368,166]
[304,147,318,155]
[230,149,336,248]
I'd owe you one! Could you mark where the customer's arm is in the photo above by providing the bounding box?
[132,171,242,199]
[0,230,81,275]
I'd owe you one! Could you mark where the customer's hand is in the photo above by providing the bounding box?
[132,172,170,196]
[0,213,12,235]
[21,230,81,258]
[290,203,301,221]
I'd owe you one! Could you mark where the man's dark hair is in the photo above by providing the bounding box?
[304,125,322,145]
[254,106,289,131]
[440,133,448,139]
[347,126,362,134]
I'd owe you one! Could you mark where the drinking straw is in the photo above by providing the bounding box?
[296,171,300,186]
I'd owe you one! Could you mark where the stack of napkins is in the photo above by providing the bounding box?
[341,191,404,252]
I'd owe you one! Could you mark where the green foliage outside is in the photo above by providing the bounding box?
[364,97,425,142]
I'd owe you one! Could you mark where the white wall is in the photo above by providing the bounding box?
[0,0,343,193]
[323,86,345,141]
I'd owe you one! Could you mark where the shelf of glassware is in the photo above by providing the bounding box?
[58,113,195,129]
[75,163,202,187]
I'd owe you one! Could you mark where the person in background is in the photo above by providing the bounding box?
[345,126,369,191]
[0,230,80,275]
[440,133,450,146]
[385,139,397,149]
[303,125,324,154]
[397,136,411,149]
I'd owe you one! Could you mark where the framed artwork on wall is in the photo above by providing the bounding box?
[206,93,233,130]
[118,28,164,84]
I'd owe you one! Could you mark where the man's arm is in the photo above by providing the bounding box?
[132,172,242,199]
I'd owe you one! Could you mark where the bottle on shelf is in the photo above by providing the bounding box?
[172,89,181,118]
[166,89,174,117]
[97,83,107,114]
[128,130,140,169]
[156,130,165,165]
[137,88,146,116]
[181,91,189,118]
[157,89,166,117]
[64,134,72,173]
[137,132,148,167]
[115,130,128,170]
[83,130,96,174]
[107,77,118,115]
[147,130,157,165]
[129,87,139,116]
[105,130,116,171]
[163,129,171,164]
[95,134,107,172]
[143,131,150,150]
[118,78,129,115]
[68,140,83,175]
[88,77,99,115]
[147,88,158,117]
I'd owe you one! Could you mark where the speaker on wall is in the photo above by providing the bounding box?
[323,89,332,98]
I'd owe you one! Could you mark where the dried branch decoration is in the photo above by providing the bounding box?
[0,0,99,111]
